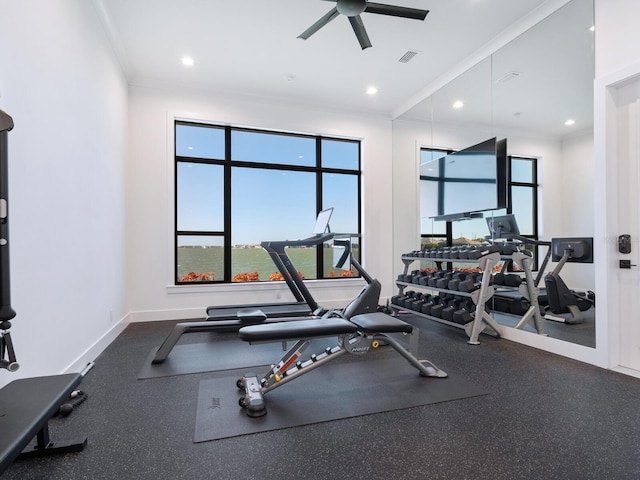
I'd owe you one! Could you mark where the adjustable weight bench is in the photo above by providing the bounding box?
[236,312,447,417]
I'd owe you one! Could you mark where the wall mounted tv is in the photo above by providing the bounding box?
[420,137,508,221]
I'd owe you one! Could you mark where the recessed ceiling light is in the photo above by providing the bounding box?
[366,86,378,95]
[565,119,576,126]
[181,56,195,67]
[452,100,464,109]
[589,25,595,32]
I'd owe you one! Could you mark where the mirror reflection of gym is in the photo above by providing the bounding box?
[393,0,595,347]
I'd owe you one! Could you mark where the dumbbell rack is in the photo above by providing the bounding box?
[391,251,504,345]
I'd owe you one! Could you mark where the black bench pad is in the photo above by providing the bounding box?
[239,318,357,343]
[350,312,413,334]
[0,373,83,474]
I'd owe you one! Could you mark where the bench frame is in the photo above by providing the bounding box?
[237,313,447,417]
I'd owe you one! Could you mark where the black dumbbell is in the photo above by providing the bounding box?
[503,274,522,287]
[421,296,439,315]
[452,308,474,324]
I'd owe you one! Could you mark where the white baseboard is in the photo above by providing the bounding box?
[64,314,130,374]
[128,307,204,323]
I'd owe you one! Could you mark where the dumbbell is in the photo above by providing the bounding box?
[398,291,420,308]
[458,273,481,293]
[436,272,453,289]
[427,271,445,287]
[491,295,512,313]
[411,270,428,284]
[441,298,462,321]
[467,244,501,260]
[509,297,531,315]
[433,295,453,318]
[449,272,469,291]
[430,301,445,318]
[421,295,440,316]
[410,293,429,311]
[452,304,475,324]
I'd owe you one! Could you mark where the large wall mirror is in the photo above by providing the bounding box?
[392,0,595,348]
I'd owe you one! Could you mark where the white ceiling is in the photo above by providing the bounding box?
[95,0,569,119]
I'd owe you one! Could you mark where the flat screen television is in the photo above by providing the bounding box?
[420,137,508,221]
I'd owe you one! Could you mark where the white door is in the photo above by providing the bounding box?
[617,79,640,371]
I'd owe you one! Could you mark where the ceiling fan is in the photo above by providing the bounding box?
[298,0,429,50]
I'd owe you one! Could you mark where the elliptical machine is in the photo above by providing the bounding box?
[542,237,595,324]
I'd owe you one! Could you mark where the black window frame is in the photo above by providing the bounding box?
[174,121,362,285]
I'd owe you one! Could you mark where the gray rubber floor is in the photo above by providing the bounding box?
[3,316,640,480]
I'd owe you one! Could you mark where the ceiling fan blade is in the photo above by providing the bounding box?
[298,7,340,40]
[364,3,429,21]
[348,15,372,50]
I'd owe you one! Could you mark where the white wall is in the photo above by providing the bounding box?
[0,0,128,387]
[127,85,393,321]
[555,131,595,289]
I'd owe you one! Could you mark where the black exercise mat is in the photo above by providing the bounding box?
[194,354,488,442]
[138,337,338,379]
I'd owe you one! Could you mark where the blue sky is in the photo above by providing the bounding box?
[176,124,359,245]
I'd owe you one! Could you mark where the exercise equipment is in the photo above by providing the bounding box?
[205,208,336,323]
[152,231,382,363]
[0,108,17,372]
[0,374,87,474]
[0,109,87,474]
[236,312,447,417]
[395,249,503,344]
[542,237,594,324]
[154,209,336,363]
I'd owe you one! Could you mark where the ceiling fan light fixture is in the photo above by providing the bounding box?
[337,0,367,17]
[298,1,429,50]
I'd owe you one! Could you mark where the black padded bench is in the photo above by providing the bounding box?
[0,373,87,474]
[239,317,358,342]
[237,312,447,417]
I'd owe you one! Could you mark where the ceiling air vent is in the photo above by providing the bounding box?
[496,71,522,83]
[398,50,419,63]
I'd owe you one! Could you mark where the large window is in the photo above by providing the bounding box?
[420,146,539,256]
[175,121,361,284]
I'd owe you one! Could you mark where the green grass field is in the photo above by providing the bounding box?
[177,246,359,282]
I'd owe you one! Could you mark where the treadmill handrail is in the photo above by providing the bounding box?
[260,232,334,249]
[261,232,335,312]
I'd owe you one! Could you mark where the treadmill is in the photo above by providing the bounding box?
[152,209,335,363]
[204,207,334,322]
